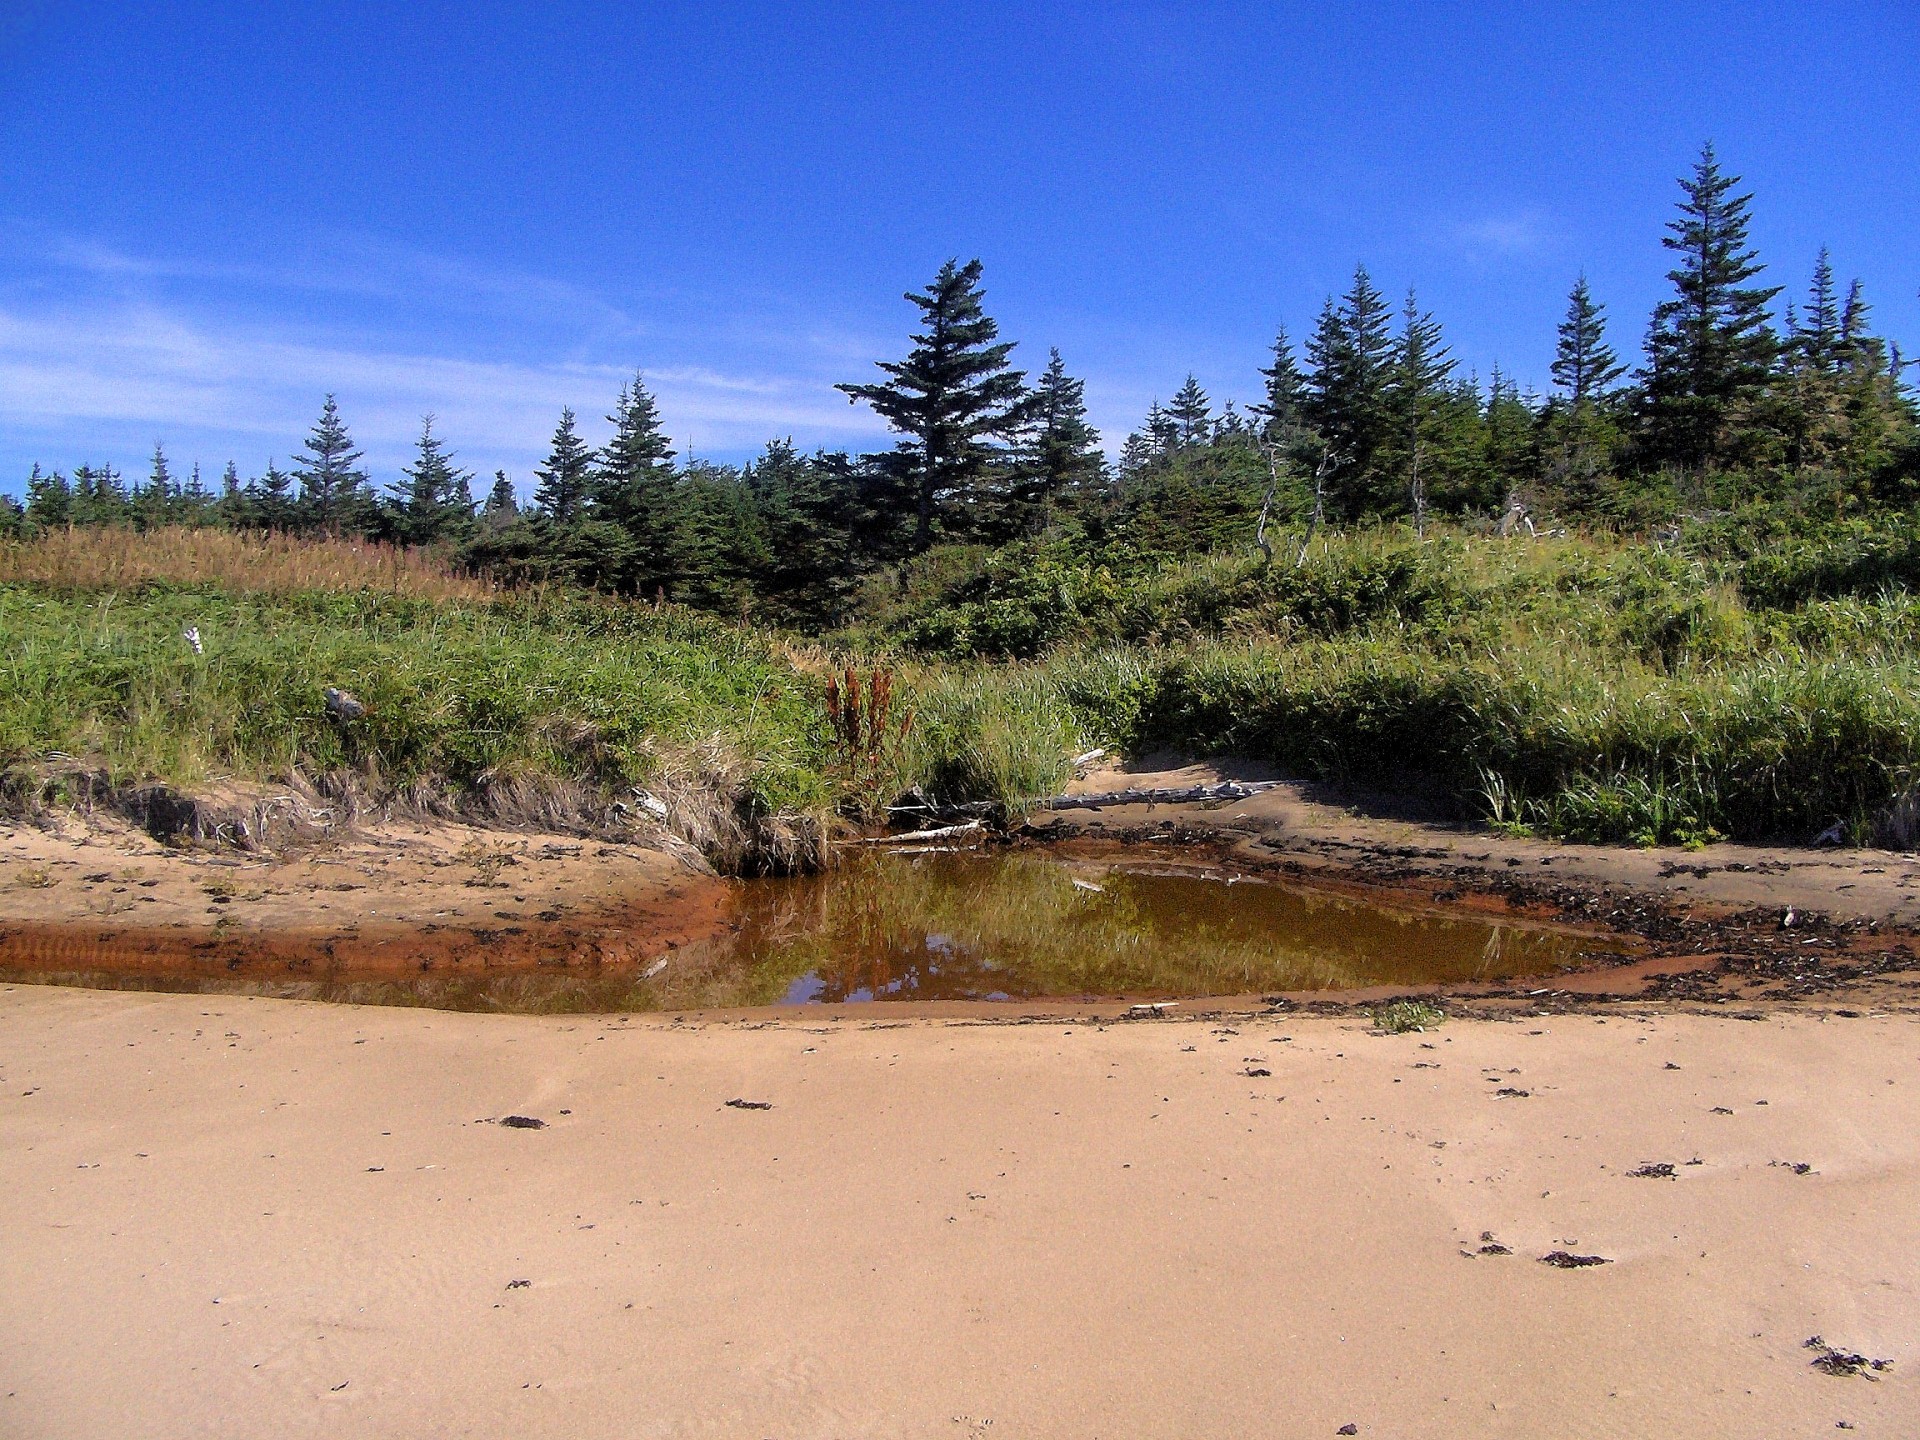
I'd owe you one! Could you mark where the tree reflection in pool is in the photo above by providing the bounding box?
[5,848,1628,1015]
[696,848,1620,1007]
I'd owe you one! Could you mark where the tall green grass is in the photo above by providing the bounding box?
[0,582,1094,839]
[0,584,833,816]
[11,518,1920,851]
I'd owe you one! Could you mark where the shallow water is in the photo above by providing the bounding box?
[2,847,1629,1014]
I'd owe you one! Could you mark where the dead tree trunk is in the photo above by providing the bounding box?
[1295,446,1337,568]
[1498,491,1536,539]
[1254,442,1281,570]
[1410,439,1427,540]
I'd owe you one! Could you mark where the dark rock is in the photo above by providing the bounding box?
[1805,1336,1891,1378]
[1539,1251,1610,1268]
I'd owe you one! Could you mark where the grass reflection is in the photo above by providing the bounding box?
[1,849,1621,1014]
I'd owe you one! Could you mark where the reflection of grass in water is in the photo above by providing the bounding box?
[690,851,1610,1002]
[0,852,1616,1014]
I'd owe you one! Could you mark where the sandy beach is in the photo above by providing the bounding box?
[2,982,1914,1439]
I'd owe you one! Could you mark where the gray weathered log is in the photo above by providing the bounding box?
[1038,780,1280,811]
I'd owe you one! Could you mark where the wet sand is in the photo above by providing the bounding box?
[1,983,1914,1439]
[1040,756,1920,927]
[0,817,726,980]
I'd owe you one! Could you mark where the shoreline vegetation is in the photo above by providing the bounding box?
[8,516,1920,872]
[2,145,1917,872]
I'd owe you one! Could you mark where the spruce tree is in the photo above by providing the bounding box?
[141,443,175,526]
[1639,144,1782,470]
[1253,325,1308,441]
[395,414,475,543]
[483,470,518,520]
[1796,248,1840,374]
[293,395,372,530]
[1167,375,1212,446]
[598,376,676,504]
[257,460,294,528]
[1304,266,1396,513]
[24,464,71,526]
[1551,275,1625,407]
[1016,347,1105,530]
[148,442,173,497]
[837,258,1031,552]
[596,375,679,587]
[1144,401,1179,457]
[1389,290,1454,532]
[1838,279,1872,369]
[71,464,107,525]
[532,408,596,523]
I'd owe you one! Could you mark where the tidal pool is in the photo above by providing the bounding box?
[2,847,1630,1014]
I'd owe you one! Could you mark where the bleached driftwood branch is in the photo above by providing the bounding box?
[1037,780,1280,811]
[859,820,986,844]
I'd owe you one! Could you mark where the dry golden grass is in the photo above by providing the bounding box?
[0,526,503,600]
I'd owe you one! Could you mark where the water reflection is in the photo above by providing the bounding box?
[0,848,1625,1014]
[680,849,1617,1007]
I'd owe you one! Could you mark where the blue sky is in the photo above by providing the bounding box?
[1,1,1915,495]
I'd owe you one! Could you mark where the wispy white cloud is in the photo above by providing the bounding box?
[1449,210,1555,258]
[0,231,894,488]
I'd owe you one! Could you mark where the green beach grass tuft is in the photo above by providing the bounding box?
[1372,1000,1446,1033]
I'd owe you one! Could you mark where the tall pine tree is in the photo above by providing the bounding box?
[1304,266,1396,515]
[256,460,295,528]
[394,414,475,544]
[532,408,595,523]
[1015,347,1104,532]
[1548,275,1627,503]
[596,375,679,586]
[837,258,1031,552]
[1795,248,1840,374]
[1167,375,1212,447]
[1389,290,1454,533]
[1639,144,1782,471]
[1252,325,1308,441]
[293,396,372,530]
[1552,275,1625,407]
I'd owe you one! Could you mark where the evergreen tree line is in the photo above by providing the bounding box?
[9,144,1917,616]
[1105,143,1916,555]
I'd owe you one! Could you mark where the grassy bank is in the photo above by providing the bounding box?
[864,519,1920,847]
[5,522,1920,855]
[0,534,1089,867]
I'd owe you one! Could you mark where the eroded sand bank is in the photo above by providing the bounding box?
[0,817,726,980]
[2,984,1913,1439]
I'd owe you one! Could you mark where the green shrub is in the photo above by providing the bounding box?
[1373,1000,1445,1033]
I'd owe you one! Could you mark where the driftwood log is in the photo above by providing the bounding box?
[859,820,986,844]
[1037,780,1280,811]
